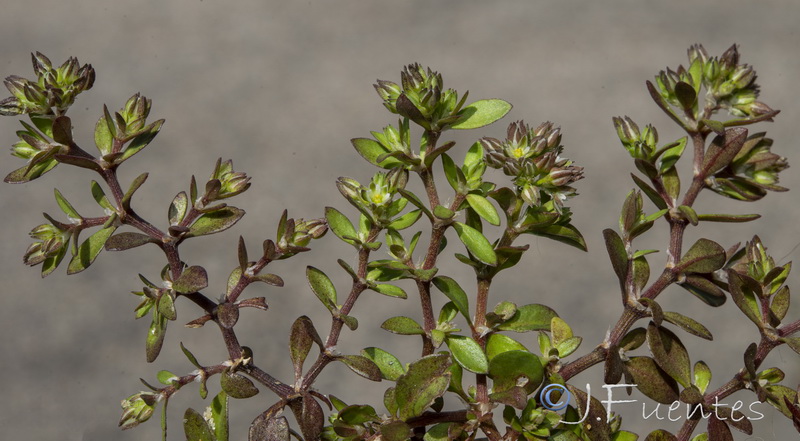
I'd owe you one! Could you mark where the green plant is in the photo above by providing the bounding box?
[2,45,799,441]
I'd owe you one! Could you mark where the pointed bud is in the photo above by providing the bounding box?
[688,44,709,65]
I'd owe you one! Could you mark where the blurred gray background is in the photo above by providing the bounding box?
[1,1,799,440]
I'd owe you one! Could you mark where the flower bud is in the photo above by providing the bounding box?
[704,58,720,83]
[730,64,756,89]
[687,44,709,65]
[208,159,251,200]
[719,44,740,72]
[119,392,159,430]
[31,52,53,77]
[23,222,70,266]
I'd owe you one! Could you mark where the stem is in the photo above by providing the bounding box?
[474,278,491,404]
[301,226,380,387]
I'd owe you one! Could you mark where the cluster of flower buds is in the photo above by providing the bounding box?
[23,217,72,267]
[612,116,659,160]
[728,236,790,294]
[336,168,408,223]
[482,121,583,211]
[118,391,160,430]
[274,210,327,258]
[206,158,252,201]
[707,132,789,201]
[0,52,94,116]
[115,93,152,138]
[654,44,773,119]
[374,63,468,131]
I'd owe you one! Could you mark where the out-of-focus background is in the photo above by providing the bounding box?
[1,1,799,439]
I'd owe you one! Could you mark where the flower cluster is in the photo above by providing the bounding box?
[336,168,408,223]
[706,132,789,201]
[374,63,467,131]
[653,44,773,119]
[23,217,71,268]
[482,121,583,211]
[0,52,94,116]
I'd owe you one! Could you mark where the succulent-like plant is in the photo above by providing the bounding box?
[2,46,799,440]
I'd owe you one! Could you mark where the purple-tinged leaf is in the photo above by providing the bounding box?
[173,266,208,294]
[625,357,679,404]
[677,238,726,274]
[105,232,155,251]
[647,323,692,388]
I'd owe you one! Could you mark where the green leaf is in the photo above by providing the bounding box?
[90,180,114,211]
[338,355,382,381]
[701,128,747,176]
[394,354,451,420]
[122,173,148,210]
[351,137,403,168]
[183,408,215,441]
[466,194,500,226]
[677,238,726,274]
[157,370,178,385]
[306,266,337,311]
[630,173,668,210]
[661,166,680,202]
[497,304,558,332]
[663,311,712,340]
[625,357,680,404]
[694,360,711,394]
[325,207,357,246]
[67,225,117,274]
[612,432,639,441]
[248,415,289,441]
[488,350,543,393]
[173,266,209,293]
[727,271,761,326]
[220,371,258,399]
[431,276,471,324]
[696,213,760,223]
[453,222,497,265]
[146,313,167,363]
[289,316,322,378]
[450,99,512,130]
[211,392,229,441]
[679,274,727,307]
[119,119,164,162]
[644,429,677,441]
[186,207,245,238]
[94,105,115,156]
[529,223,587,251]
[105,232,155,251]
[674,81,697,111]
[361,347,405,381]
[486,333,528,360]
[4,158,59,183]
[180,342,202,368]
[381,316,424,335]
[446,335,488,374]
[389,209,422,230]
[647,323,692,388]
[603,228,628,289]
[372,283,407,299]
[169,192,188,225]
[441,154,463,192]
[54,188,80,219]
